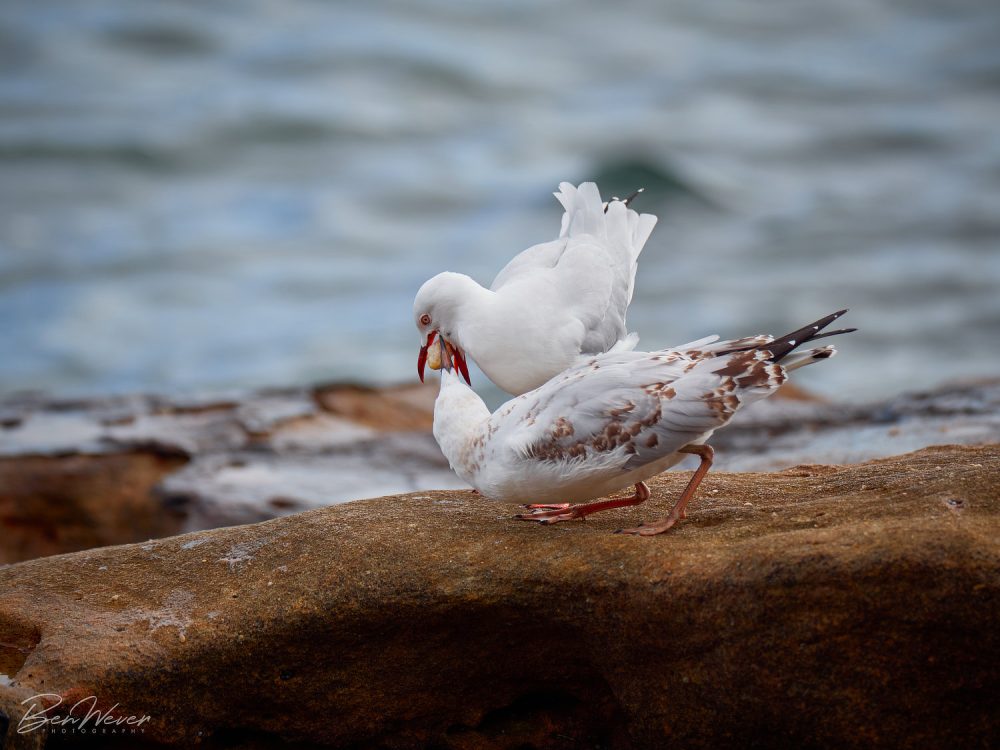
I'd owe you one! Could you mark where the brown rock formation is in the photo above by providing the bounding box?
[0,452,187,565]
[1,444,997,749]
[1,379,999,566]
[0,383,459,565]
[314,382,437,431]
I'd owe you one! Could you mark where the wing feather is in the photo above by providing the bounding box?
[489,182,658,354]
[493,343,786,473]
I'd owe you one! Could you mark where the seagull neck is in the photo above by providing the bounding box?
[433,371,491,479]
[446,279,495,355]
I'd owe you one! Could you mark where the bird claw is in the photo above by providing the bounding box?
[521,502,571,510]
[515,507,581,524]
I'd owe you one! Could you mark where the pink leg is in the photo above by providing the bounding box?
[516,482,650,524]
[618,444,714,536]
[522,502,571,510]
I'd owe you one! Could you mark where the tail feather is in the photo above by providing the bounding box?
[780,345,837,372]
[556,181,657,252]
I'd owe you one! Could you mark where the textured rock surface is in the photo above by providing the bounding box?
[1,379,998,564]
[0,452,187,566]
[0,383,463,564]
[713,377,1000,470]
[1,444,997,749]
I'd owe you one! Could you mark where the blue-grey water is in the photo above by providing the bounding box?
[1,0,998,403]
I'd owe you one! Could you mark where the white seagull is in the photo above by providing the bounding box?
[414,182,657,395]
[429,311,855,536]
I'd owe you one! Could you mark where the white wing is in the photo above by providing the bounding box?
[489,182,658,354]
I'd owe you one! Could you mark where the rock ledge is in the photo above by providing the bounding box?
[1,444,998,749]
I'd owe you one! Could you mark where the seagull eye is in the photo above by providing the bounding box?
[420,314,431,326]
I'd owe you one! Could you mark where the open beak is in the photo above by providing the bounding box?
[417,331,471,386]
[417,331,436,383]
[447,341,471,386]
[452,345,471,386]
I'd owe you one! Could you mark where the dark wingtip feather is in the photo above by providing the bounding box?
[810,327,857,342]
[622,187,644,207]
[764,310,854,363]
[603,188,645,213]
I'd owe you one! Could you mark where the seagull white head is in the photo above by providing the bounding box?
[414,271,475,385]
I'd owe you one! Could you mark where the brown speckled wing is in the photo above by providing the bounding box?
[506,345,786,473]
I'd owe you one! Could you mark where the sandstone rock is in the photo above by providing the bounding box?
[0,452,187,565]
[712,377,1000,470]
[158,433,467,532]
[1,379,997,565]
[0,383,457,564]
[1,444,997,749]
[314,382,438,431]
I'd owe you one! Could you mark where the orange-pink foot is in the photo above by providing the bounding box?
[515,505,582,524]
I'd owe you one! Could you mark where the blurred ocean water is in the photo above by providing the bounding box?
[1,0,998,402]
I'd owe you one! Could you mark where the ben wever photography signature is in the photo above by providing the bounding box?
[18,693,152,736]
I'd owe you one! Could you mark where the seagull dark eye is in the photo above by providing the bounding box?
[420,314,431,326]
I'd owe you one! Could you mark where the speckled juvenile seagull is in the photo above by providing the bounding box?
[414,182,657,394]
[430,311,854,536]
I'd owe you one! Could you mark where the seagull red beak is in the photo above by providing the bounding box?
[452,345,471,386]
[417,331,436,383]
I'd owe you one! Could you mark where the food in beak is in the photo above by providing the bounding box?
[426,336,444,370]
[417,331,472,386]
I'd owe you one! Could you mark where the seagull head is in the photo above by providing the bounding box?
[414,272,473,386]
